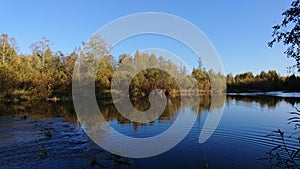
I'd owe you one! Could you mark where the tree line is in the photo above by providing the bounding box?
[227,71,300,92]
[0,33,299,101]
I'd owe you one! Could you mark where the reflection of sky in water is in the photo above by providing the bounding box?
[228,91,300,98]
[128,96,299,169]
[109,107,199,138]
[0,94,299,168]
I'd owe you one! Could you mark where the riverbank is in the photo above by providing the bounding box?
[0,89,222,103]
[2,89,300,103]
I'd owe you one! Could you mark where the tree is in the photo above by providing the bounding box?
[0,34,18,65]
[0,64,18,96]
[269,0,300,72]
[62,49,77,88]
[226,73,234,85]
[30,37,51,68]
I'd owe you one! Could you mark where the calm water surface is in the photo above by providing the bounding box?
[0,94,299,169]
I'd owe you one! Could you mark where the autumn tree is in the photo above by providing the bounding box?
[30,37,51,68]
[0,33,18,65]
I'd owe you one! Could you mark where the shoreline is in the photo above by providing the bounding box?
[1,90,300,103]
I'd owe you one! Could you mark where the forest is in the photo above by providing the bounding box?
[227,71,300,92]
[0,33,299,101]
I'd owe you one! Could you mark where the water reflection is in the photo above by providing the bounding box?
[227,95,300,108]
[2,94,298,131]
[0,101,77,122]
[76,95,205,158]
[1,94,300,168]
[96,95,227,131]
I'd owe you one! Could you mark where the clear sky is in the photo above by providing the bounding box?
[0,0,296,76]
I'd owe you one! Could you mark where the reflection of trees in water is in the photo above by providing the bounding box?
[226,95,300,108]
[98,95,226,131]
[4,95,291,123]
[0,101,77,122]
[0,95,226,131]
[98,98,180,131]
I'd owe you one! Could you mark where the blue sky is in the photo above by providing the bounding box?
[0,0,296,75]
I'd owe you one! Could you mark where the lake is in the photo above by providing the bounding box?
[0,93,299,169]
